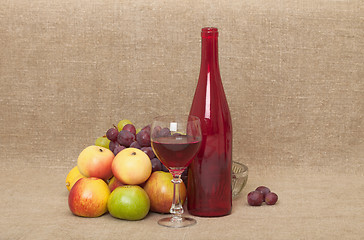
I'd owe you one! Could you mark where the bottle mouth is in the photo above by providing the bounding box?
[201,27,218,38]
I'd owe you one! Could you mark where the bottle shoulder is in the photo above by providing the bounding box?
[190,88,232,135]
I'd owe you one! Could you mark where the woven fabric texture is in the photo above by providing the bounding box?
[1,0,363,171]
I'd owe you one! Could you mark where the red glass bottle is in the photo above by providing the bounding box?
[187,27,232,217]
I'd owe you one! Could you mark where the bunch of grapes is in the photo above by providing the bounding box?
[105,122,157,168]
[100,121,171,175]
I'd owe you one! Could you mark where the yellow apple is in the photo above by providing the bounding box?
[77,145,114,181]
[112,148,152,185]
[65,166,85,191]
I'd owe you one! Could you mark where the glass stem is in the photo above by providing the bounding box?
[170,176,183,221]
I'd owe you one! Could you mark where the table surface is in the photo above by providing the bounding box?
[1,163,363,240]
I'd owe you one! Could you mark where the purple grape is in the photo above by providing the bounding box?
[158,127,171,137]
[150,158,162,172]
[122,124,136,136]
[247,191,264,206]
[113,145,126,155]
[130,141,141,149]
[142,125,151,132]
[181,168,188,185]
[265,192,278,205]
[152,126,162,138]
[106,127,119,141]
[255,186,271,199]
[141,147,155,159]
[136,129,151,147]
[117,130,135,147]
[161,163,169,172]
[109,141,120,152]
[182,167,188,177]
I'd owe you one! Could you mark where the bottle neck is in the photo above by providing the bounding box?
[200,28,219,72]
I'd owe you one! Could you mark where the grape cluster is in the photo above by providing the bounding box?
[247,186,278,206]
[106,123,158,167]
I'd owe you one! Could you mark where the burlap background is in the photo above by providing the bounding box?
[0,0,363,239]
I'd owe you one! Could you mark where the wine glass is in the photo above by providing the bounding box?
[151,114,202,228]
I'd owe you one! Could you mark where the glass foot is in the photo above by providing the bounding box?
[158,216,196,228]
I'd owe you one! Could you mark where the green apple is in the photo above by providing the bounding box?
[107,185,150,221]
[95,136,111,149]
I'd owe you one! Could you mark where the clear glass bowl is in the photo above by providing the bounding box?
[232,161,248,199]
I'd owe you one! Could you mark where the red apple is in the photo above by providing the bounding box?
[143,171,187,213]
[108,176,124,192]
[77,145,114,181]
[68,177,110,217]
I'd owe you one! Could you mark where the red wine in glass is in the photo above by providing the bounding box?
[152,135,201,176]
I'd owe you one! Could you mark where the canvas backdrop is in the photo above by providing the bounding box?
[1,0,362,172]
